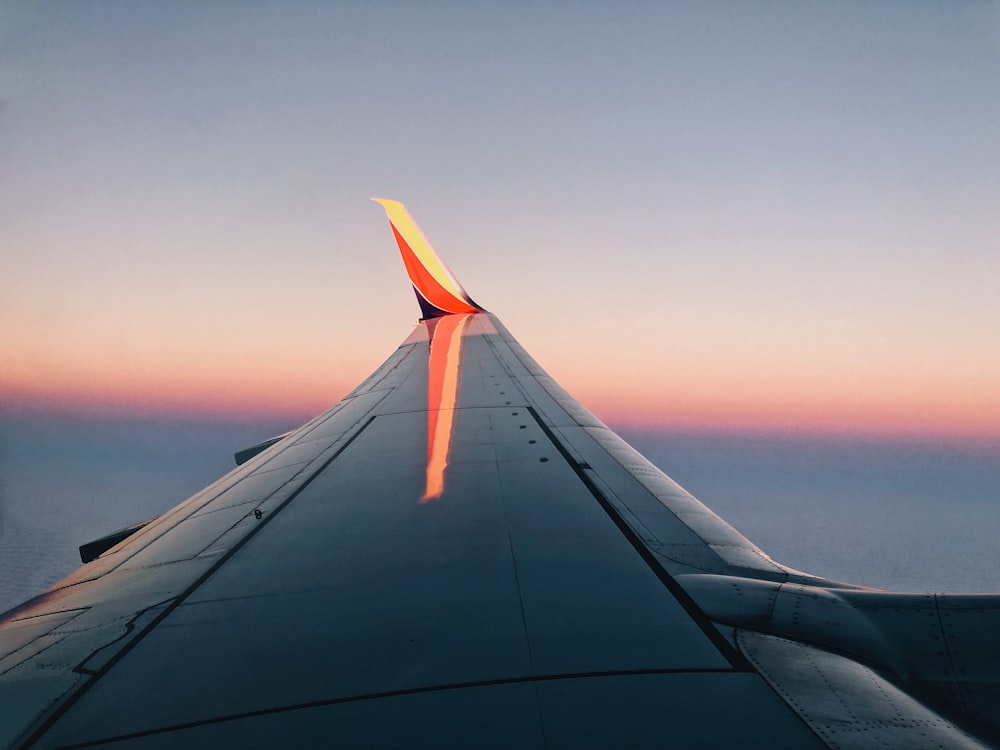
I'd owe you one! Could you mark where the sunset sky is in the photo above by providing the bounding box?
[2,2,999,440]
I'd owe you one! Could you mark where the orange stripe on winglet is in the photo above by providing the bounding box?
[389,224,479,315]
[373,198,483,317]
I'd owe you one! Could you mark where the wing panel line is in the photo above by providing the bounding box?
[524,406,751,672]
[53,668,739,749]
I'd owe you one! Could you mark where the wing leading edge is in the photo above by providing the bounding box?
[0,202,997,749]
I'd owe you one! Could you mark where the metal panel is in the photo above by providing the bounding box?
[536,672,826,748]
[66,683,547,749]
[38,404,734,744]
[49,673,829,749]
[739,631,991,750]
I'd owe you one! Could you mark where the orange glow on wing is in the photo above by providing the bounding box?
[422,314,472,501]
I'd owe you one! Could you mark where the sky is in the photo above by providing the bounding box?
[1,1,998,439]
[1,3,1000,607]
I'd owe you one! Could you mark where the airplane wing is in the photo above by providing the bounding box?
[1,200,998,749]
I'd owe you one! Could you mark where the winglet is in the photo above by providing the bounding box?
[373,198,484,319]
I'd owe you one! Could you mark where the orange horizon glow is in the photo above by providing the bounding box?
[4,308,997,442]
[575,385,1000,441]
[4,372,999,445]
[0,379,340,423]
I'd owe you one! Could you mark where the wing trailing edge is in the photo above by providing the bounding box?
[373,198,484,319]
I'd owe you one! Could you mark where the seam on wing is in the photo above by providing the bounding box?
[525,406,752,672]
[52,668,739,749]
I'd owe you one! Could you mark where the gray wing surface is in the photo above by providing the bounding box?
[1,202,998,749]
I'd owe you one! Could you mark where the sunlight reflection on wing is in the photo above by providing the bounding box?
[422,314,473,502]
